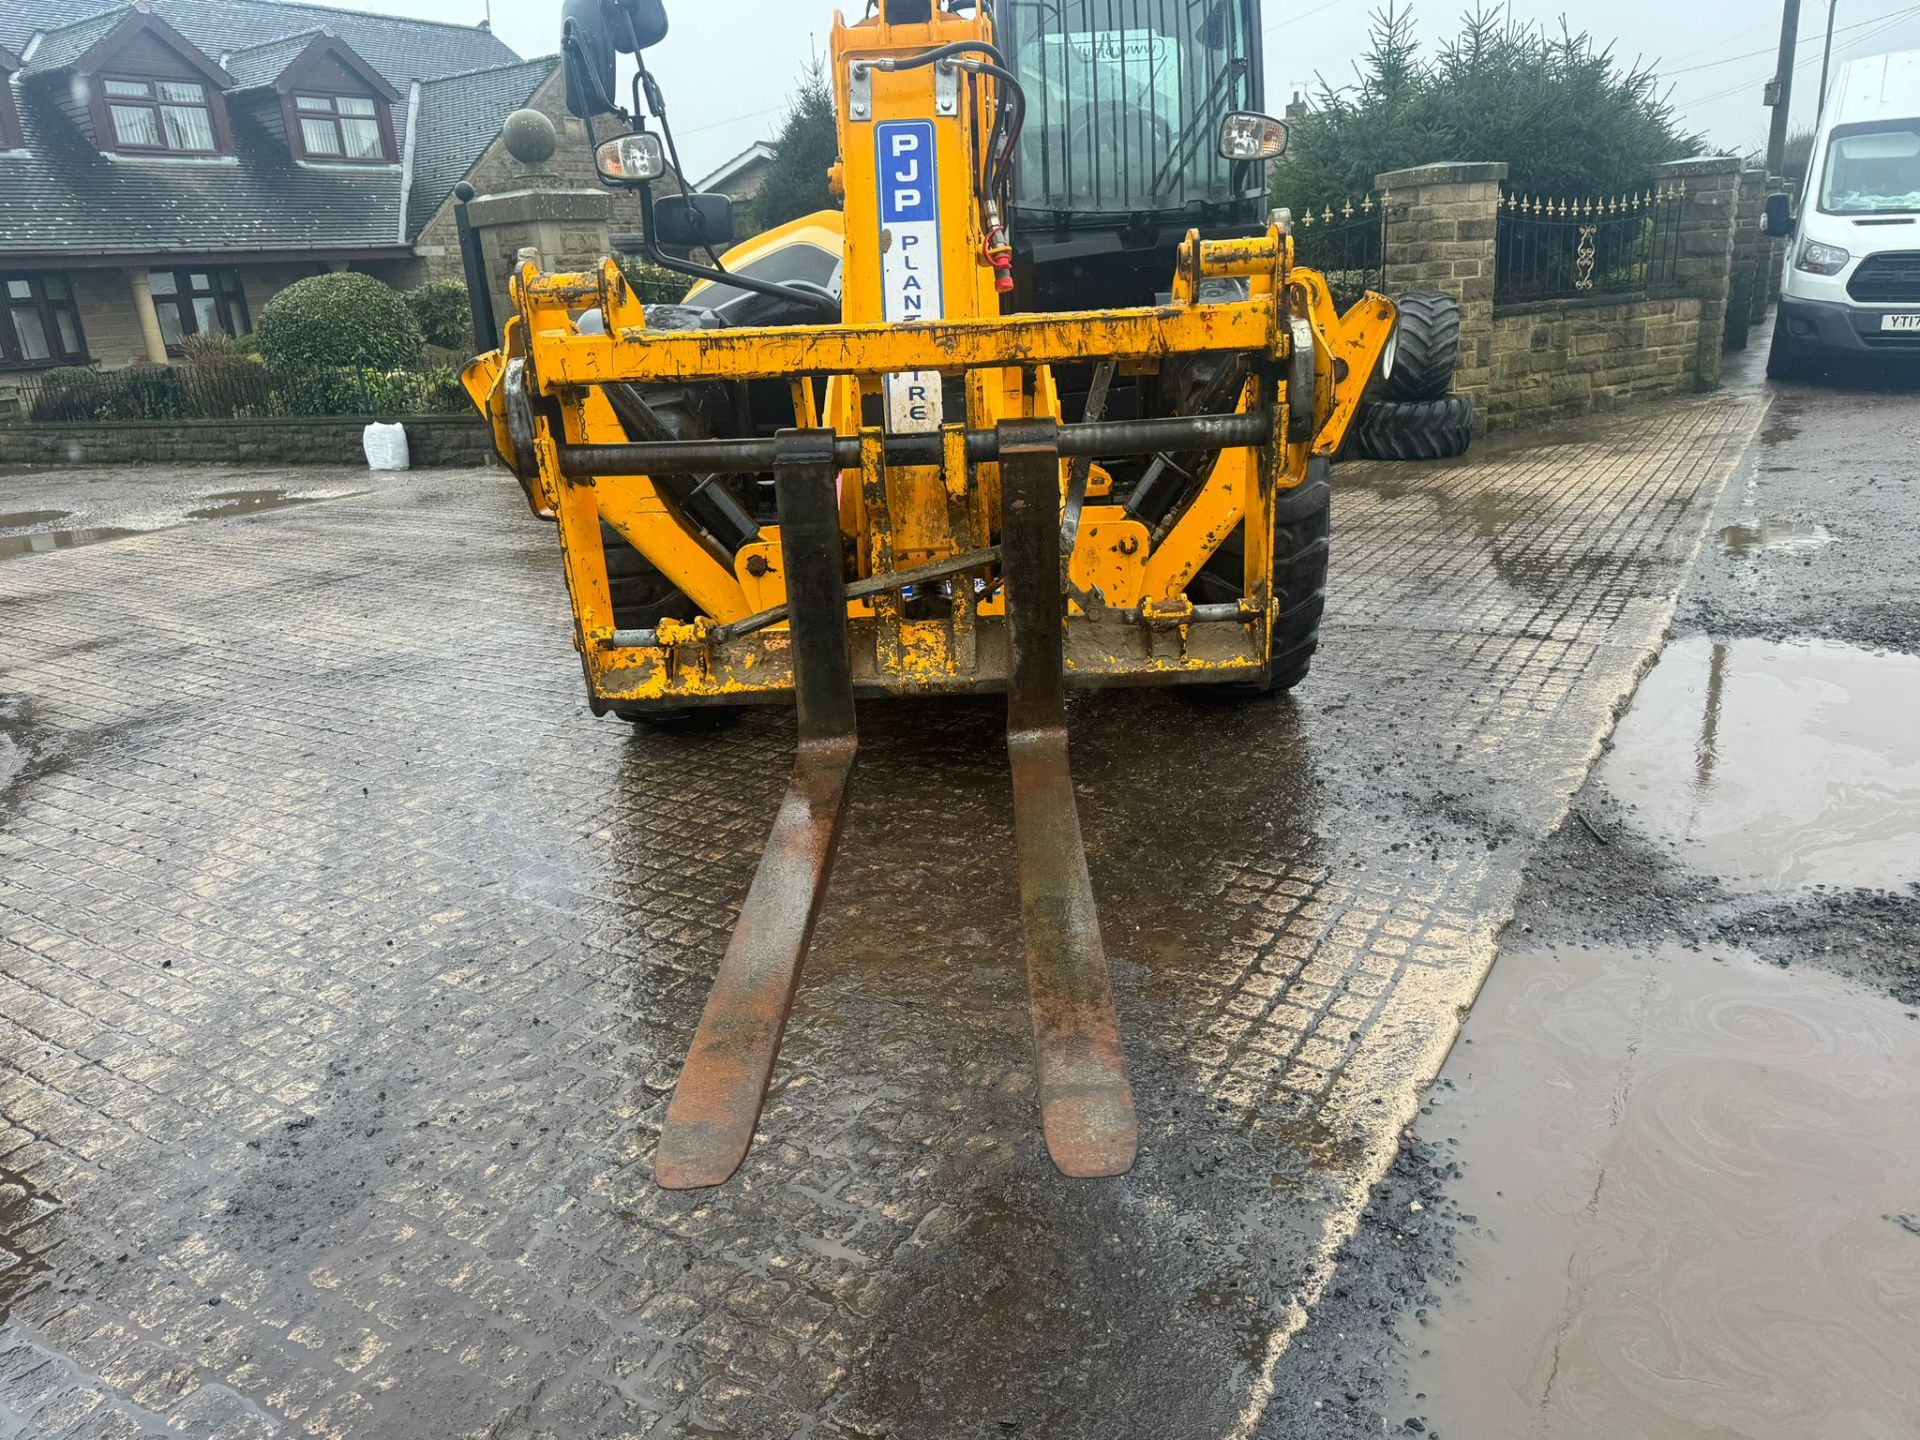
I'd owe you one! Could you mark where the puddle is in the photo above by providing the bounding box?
[1718,519,1833,557]
[1400,943,1920,1440]
[1596,635,1920,891]
[0,509,71,529]
[0,527,143,562]
[184,488,341,521]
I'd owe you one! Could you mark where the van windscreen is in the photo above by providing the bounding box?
[1820,123,1920,214]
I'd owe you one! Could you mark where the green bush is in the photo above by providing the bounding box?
[404,279,475,351]
[31,363,184,422]
[618,258,691,306]
[255,272,424,371]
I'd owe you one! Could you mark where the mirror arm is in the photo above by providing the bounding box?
[630,183,840,317]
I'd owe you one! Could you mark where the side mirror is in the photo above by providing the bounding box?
[611,0,669,52]
[561,0,617,118]
[653,193,736,254]
[1763,191,1796,239]
[561,0,669,119]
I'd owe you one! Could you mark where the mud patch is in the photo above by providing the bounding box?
[1595,636,1920,892]
[1393,943,1920,1440]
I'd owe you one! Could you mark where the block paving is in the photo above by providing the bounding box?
[0,394,1763,1439]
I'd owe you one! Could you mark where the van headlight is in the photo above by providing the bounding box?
[1795,240,1851,276]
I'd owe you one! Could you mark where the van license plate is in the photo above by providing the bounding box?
[1881,314,1920,332]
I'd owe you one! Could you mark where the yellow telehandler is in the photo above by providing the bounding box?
[463,0,1397,1188]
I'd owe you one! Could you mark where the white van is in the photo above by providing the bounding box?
[1768,49,1920,378]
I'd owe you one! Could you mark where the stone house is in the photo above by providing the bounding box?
[0,0,633,389]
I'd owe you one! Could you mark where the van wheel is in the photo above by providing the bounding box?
[1765,318,1812,382]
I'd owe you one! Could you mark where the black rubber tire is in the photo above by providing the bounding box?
[1189,457,1332,693]
[1346,395,1475,463]
[1380,291,1463,403]
[1765,317,1812,382]
[1267,464,1332,691]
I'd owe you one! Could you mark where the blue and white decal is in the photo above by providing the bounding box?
[875,120,944,431]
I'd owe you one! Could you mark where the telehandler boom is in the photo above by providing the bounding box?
[463,0,1397,1187]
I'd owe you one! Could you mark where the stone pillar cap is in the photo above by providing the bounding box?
[1373,160,1509,190]
[1652,155,1743,178]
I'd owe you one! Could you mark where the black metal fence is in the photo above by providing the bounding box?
[1495,184,1684,305]
[0,361,468,425]
[1292,193,1387,312]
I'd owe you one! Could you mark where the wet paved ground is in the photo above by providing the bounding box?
[0,396,1765,1439]
[1287,350,1920,1439]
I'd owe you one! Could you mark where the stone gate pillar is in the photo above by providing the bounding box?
[1654,156,1744,390]
[1376,162,1508,420]
[463,109,613,340]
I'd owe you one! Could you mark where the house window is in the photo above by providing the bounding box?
[103,76,217,153]
[148,268,251,345]
[294,94,386,161]
[0,274,89,368]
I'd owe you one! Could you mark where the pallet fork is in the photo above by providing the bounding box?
[657,421,1137,1186]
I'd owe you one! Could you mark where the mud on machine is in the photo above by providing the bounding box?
[461,0,1399,1187]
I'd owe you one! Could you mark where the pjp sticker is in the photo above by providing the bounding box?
[876,119,945,432]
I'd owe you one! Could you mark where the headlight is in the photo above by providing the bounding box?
[1219,111,1289,162]
[594,132,666,185]
[1795,239,1851,276]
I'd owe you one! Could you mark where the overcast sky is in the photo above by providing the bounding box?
[331,0,1920,183]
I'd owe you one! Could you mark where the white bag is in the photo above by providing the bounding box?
[363,421,410,471]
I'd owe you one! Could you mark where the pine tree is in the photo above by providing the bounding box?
[1272,3,1704,213]
[751,60,840,234]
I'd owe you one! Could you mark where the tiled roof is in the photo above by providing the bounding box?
[1,77,405,255]
[19,6,134,74]
[0,0,540,257]
[406,54,558,238]
[1,0,515,92]
[0,42,21,71]
[219,27,321,88]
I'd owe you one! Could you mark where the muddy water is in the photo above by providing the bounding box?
[185,488,344,521]
[1595,636,1920,891]
[0,526,142,562]
[1717,519,1833,557]
[1400,943,1920,1440]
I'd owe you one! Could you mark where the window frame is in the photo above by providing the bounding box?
[288,90,394,164]
[98,73,222,156]
[0,272,91,370]
[289,92,391,164]
[147,267,252,349]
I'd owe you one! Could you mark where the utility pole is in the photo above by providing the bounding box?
[1766,0,1803,184]
[1818,0,1840,114]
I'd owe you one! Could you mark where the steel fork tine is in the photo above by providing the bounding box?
[655,430,858,1190]
[998,418,1140,1179]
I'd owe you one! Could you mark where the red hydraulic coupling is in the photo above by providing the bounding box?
[985,224,1015,294]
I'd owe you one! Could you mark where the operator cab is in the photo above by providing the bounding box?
[997,0,1273,306]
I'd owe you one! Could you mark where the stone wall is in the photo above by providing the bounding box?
[1486,298,1704,427]
[0,416,493,468]
[1373,155,1751,430]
